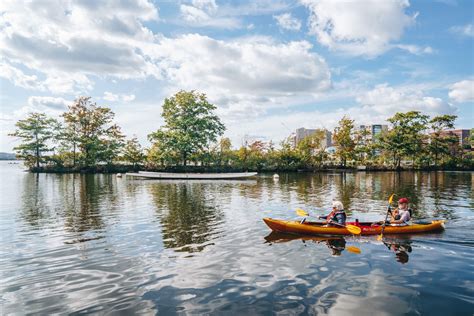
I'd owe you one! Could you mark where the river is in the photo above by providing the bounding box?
[0,162,473,315]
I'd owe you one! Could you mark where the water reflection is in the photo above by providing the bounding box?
[264,232,350,256]
[382,238,413,264]
[2,162,473,315]
[265,232,419,264]
[149,183,224,253]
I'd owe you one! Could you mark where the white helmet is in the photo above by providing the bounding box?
[332,201,344,211]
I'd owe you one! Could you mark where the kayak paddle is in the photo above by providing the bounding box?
[295,208,362,235]
[377,193,395,241]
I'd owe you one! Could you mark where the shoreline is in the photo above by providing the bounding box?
[20,164,474,174]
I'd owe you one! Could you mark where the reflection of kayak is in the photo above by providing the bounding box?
[263,218,446,236]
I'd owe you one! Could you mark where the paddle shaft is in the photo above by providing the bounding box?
[379,204,392,238]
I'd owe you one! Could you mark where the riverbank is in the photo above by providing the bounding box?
[27,164,474,173]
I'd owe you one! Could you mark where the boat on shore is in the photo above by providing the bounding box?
[263,218,445,236]
[126,171,258,179]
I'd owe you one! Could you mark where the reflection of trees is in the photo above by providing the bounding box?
[62,174,108,233]
[150,183,224,253]
[20,173,47,226]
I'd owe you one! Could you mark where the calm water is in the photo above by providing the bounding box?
[1,162,473,315]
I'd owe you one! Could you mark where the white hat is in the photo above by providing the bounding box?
[332,201,344,211]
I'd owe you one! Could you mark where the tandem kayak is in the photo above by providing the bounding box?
[263,218,446,236]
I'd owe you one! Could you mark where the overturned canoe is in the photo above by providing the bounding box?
[126,171,258,179]
[263,218,445,236]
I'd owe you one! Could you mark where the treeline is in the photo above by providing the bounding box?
[9,90,474,173]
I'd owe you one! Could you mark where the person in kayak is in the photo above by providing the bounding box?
[390,197,412,226]
[319,201,347,227]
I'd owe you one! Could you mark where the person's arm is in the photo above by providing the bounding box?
[391,211,410,224]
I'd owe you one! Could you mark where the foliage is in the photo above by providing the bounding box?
[123,137,145,167]
[62,97,124,167]
[8,113,57,168]
[428,115,458,167]
[333,116,355,167]
[379,111,429,168]
[148,90,225,167]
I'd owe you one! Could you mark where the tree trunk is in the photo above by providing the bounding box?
[183,151,187,167]
[73,142,76,167]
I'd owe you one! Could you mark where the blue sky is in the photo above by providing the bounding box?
[0,0,473,151]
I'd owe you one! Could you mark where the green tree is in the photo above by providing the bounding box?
[333,116,355,167]
[148,90,225,167]
[123,137,145,167]
[9,113,57,169]
[428,115,457,167]
[380,111,429,169]
[62,96,124,167]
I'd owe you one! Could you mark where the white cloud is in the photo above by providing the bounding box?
[450,24,474,37]
[27,96,69,110]
[103,92,136,102]
[396,44,434,55]
[274,13,301,31]
[356,83,456,115]
[180,0,242,29]
[301,0,417,57]
[152,34,331,115]
[449,80,474,102]
[0,61,44,91]
[0,0,160,94]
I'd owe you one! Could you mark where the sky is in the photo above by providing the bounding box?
[0,0,473,152]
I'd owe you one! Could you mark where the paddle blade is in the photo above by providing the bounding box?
[346,246,361,254]
[377,234,383,241]
[296,208,309,217]
[346,224,361,235]
[388,193,394,204]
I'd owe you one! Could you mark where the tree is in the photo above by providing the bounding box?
[9,113,57,169]
[333,116,355,167]
[123,137,145,168]
[62,96,124,167]
[380,111,429,169]
[296,130,326,169]
[428,115,457,167]
[148,90,225,167]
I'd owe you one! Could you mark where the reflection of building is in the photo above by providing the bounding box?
[290,128,332,149]
[357,124,388,142]
[438,129,471,147]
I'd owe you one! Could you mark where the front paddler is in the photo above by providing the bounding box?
[319,201,347,226]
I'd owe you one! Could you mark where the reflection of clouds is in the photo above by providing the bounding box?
[311,269,417,315]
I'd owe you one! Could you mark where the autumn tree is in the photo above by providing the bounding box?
[62,97,124,167]
[123,137,145,167]
[9,113,57,169]
[148,90,225,167]
[333,116,356,167]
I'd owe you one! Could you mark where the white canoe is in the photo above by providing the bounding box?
[125,171,258,179]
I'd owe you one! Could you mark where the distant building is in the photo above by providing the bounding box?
[357,124,388,142]
[437,129,471,147]
[291,128,332,149]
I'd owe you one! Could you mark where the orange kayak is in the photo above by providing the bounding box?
[263,218,446,236]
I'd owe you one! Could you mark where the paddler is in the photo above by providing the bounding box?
[319,201,347,226]
[389,197,412,226]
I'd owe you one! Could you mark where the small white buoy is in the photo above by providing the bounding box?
[273,173,279,179]
[117,173,122,178]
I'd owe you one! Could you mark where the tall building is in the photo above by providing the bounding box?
[291,128,332,149]
[357,124,388,142]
